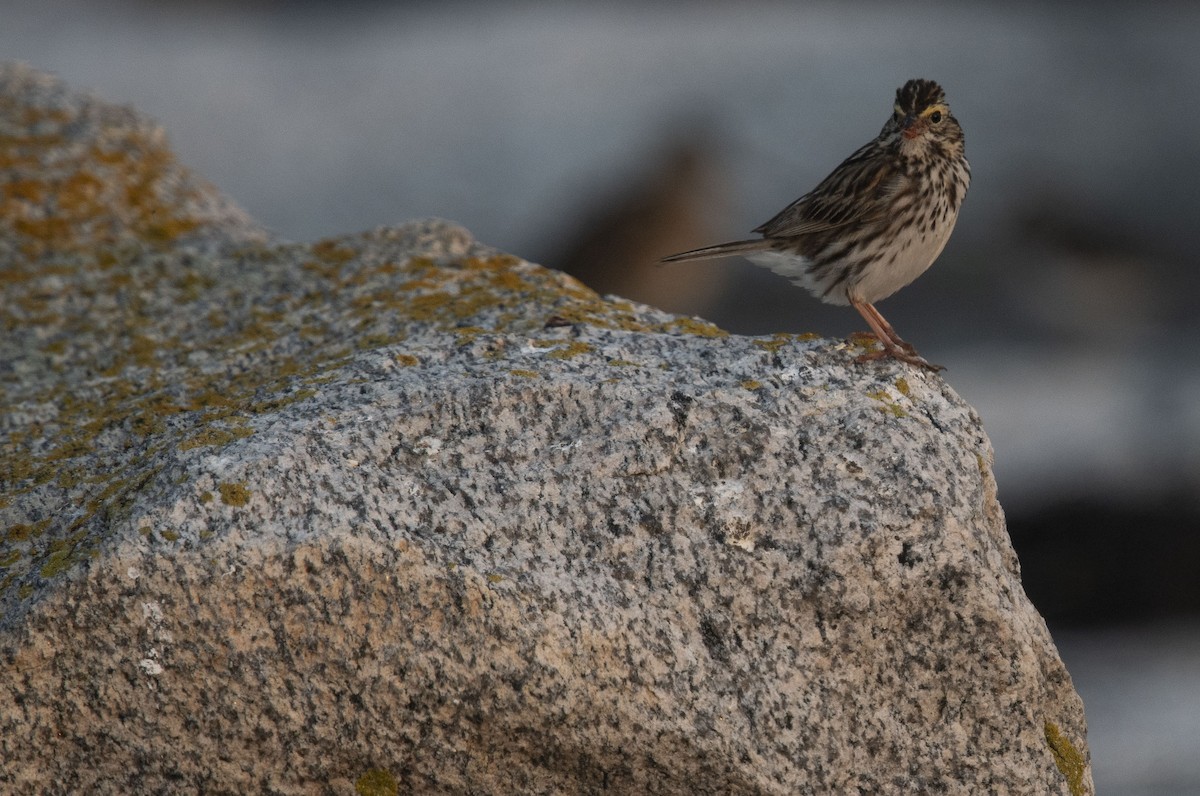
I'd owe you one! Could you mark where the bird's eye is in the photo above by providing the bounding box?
[930,111,943,123]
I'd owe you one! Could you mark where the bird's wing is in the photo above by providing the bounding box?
[753,143,906,238]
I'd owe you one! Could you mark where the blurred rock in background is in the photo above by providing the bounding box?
[541,131,733,315]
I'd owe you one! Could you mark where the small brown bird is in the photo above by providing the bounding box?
[661,79,970,370]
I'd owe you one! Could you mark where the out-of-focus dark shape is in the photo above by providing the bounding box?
[546,134,732,314]
[1011,195,1167,342]
[1011,495,1200,626]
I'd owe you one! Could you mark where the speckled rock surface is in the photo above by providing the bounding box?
[0,64,1092,795]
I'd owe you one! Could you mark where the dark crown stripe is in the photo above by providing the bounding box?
[895,79,946,113]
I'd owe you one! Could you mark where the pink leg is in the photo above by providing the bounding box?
[849,297,943,372]
[860,302,916,353]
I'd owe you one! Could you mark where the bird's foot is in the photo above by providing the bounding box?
[852,335,944,372]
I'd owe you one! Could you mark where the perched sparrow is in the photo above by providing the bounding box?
[661,79,970,371]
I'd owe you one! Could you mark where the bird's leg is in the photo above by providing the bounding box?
[849,297,943,371]
[859,301,916,353]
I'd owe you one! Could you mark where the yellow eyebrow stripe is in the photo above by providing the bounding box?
[919,103,949,119]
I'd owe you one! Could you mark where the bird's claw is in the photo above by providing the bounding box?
[853,341,944,372]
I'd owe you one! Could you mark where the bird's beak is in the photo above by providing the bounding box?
[901,113,923,140]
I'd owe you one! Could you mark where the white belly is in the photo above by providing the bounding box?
[848,213,958,304]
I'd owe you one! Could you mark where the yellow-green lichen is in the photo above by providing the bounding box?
[0,121,209,259]
[38,531,89,578]
[1044,721,1088,796]
[867,389,908,419]
[217,481,251,507]
[310,239,357,265]
[159,529,179,542]
[848,332,881,352]
[355,768,398,796]
[454,326,487,346]
[43,436,95,463]
[395,354,420,367]
[753,331,822,353]
[6,523,32,543]
[753,333,795,352]
[54,465,86,491]
[178,425,255,451]
[185,387,238,413]
[248,389,317,416]
[545,341,594,360]
[509,369,540,379]
[128,410,166,437]
[894,377,911,397]
[740,380,763,391]
[314,247,725,341]
[669,317,727,338]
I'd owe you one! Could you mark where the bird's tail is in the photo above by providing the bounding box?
[659,238,770,264]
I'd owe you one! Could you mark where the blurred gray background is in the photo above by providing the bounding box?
[7,1,1198,792]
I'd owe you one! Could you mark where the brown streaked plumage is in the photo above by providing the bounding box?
[661,78,970,371]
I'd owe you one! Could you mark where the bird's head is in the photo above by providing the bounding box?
[884,79,963,151]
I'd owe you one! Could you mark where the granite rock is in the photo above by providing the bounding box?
[0,64,1092,795]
